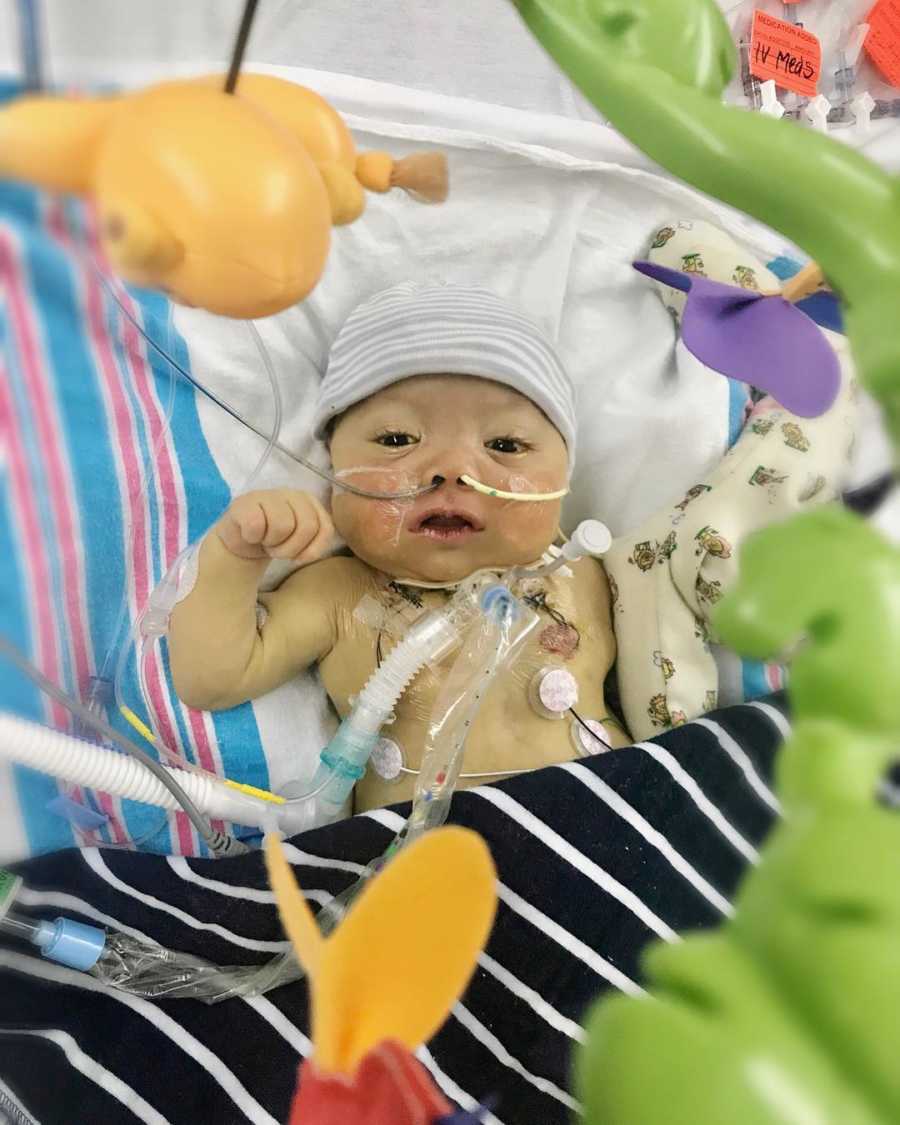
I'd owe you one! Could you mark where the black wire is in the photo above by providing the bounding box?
[569,707,613,752]
[224,0,260,93]
[524,591,581,650]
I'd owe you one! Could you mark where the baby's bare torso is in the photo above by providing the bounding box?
[314,555,628,812]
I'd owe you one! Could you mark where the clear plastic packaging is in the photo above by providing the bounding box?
[405,583,539,841]
[89,930,303,1002]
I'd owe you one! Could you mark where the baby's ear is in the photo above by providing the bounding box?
[0,94,119,194]
[322,416,337,449]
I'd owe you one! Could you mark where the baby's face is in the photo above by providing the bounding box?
[329,374,569,584]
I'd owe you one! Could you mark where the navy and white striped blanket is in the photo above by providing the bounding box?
[0,697,786,1125]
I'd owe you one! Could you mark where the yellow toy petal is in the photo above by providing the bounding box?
[0,95,118,194]
[263,833,324,980]
[316,827,497,1074]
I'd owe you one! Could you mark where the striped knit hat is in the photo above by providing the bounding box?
[314,281,577,464]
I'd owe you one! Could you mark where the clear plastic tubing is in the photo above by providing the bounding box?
[311,605,466,817]
[0,912,39,942]
[408,584,539,840]
[114,314,286,768]
[98,270,436,502]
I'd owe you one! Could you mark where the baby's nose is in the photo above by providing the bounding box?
[430,475,473,490]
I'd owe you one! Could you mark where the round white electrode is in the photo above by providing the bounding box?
[571,717,613,757]
[370,737,404,782]
[529,667,579,719]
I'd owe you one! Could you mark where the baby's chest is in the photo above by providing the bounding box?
[322,596,613,743]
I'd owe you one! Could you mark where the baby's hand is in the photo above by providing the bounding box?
[216,489,334,563]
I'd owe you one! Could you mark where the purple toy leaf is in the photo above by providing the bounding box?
[434,1098,497,1124]
[634,260,840,418]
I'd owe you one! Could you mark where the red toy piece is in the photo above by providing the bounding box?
[290,1040,452,1124]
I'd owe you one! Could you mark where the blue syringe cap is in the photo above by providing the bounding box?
[34,917,105,971]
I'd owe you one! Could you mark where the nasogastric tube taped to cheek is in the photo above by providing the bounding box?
[460,473,569,502]
[334,465,423,548]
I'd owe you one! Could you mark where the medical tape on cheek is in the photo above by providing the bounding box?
[356,497,402,544]
[334,465,418,544]
[486,474,564,550]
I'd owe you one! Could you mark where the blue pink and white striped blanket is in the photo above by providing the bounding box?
[0,99,276,858]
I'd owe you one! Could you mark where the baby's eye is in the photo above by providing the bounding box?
[487,436,528,454]
[375,431,418,448]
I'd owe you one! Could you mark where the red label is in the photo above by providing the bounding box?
[866,0,900,87]
[749,9,821,97]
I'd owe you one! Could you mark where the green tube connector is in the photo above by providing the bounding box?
[314,720,380,811]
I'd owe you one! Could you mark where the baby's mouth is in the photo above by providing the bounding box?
[412,508,485,541]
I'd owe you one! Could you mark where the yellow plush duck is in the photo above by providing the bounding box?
[264,827,497,1124]
[0,73,447,318]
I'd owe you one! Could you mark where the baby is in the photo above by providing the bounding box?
[169,282,629,813]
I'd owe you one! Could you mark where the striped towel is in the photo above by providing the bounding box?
[0,155,279,860]
[0,696,787,1125]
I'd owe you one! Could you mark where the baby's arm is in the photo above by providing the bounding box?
[169,489,345,710]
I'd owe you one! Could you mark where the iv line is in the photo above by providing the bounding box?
[94,267,437,503]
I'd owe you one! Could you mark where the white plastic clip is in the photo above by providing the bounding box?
[852,91,876,135]
[760,80,785,120]
[805,94,832,133]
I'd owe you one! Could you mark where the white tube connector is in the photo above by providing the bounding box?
[805,94,832,133]
[852,91,876,135]
[0,712,266,827]
[760,80,785,120]
[562,519,612,561]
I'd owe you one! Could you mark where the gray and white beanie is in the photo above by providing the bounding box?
[313,281,577,467]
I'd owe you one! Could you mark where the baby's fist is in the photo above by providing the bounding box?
[216,489,334,563]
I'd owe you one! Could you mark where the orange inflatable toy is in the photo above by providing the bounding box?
[0,73,448,318]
